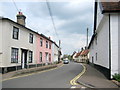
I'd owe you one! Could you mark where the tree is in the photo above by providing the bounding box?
[62,54,72,60]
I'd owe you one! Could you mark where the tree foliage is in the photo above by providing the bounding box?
[62,54,72,60]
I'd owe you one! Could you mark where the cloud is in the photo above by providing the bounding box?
[26,1,94,54]
[58,31,91,54]
[0,1,94,55]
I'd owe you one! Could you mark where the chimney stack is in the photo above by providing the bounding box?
[16,11,26,26]
[48,37,51,39]
[81,47,84,51]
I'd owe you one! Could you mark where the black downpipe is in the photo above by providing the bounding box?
[94,1,98,34]
[109,14,111,79]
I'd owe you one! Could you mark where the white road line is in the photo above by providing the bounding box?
[71,86,76,89]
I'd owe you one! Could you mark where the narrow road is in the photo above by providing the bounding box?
[2,62,83,88]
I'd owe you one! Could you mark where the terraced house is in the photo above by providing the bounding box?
[88,0,120,79]
[0,12,60,73]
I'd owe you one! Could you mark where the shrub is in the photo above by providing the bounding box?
[112,73,120,82]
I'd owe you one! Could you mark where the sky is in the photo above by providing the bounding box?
[0,0,94,55]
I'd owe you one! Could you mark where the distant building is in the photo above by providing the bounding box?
[74,48,89,63]
[71,51,77,61]
[52,42,59,63]
[74,51,82,62]
[88,1,120,79]
[80,49,89,63]
[0,12,60,73]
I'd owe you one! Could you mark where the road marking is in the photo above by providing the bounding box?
[2,64,64,82]
[70,63,86,86]
[81,87,86,88]
[71,86,76,88]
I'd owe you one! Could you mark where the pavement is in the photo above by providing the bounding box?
[2,62,83,88]
[77,64,119,89]
[2,63,63,80]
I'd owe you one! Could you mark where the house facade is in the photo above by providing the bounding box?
[0,12,59,73]
[71,51,77,61]
[74,48,89,63]
[74,52,82,62]
[36,34,53,65]
[52,42,59,63]
[88,1,120,79]
[0,15,37,73]
[80,49,89,63]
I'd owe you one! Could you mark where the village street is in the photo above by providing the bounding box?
[2,62,83,88]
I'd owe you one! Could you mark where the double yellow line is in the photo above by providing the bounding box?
[70,64,86,86]
[2,64,64,82]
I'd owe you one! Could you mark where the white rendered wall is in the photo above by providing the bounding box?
[111,14,119,75]
[0,19,2,67]
[53,44,59,62]
[89,15,109,69]
[118,14,120,74]
[95,15,109,69]
[89,40,96,64]
[96,2,104,29]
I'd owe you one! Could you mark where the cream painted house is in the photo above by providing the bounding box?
[74,49,89,63]
[0,12,38,73]
[88,0,120,79]
[0,12,61,73]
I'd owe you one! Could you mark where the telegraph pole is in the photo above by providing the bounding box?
[86,28,89,47]
[58,40,61,63]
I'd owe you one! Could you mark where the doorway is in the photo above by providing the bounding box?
[21,49,27,69]
[45,52,48,65]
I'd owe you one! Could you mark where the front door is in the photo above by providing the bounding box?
[21,49,27,69]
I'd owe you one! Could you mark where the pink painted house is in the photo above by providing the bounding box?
[36,34,53,65]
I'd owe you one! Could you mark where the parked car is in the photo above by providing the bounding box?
[63,60,69,64]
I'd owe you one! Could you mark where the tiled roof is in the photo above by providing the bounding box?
[75,52,82,58]
[80,49,89,56]
[75,49,89,58]
[100,1,120,13]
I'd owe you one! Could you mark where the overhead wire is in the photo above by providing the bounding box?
[12,0,19,12]
[12,0,60,43]
[46,0,60,41]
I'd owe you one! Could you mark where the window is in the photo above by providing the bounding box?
[49,43,51,49]
[11,48,19,63]
[95,36,97,45]
[40,52,42,62]
[29,33,33,43]
[46,41,48,48]
[96,53,97,61]
[40,38,43,47]
[29,51,33,63]
[49,54,51,62]
[13,26,19,40]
